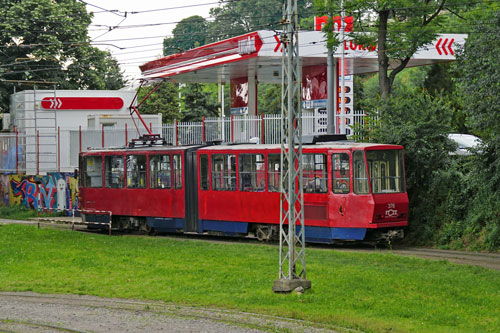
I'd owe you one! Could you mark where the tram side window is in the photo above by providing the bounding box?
[126,155,147,189]
[105,155,124,188]
[150,155,171,189]
[353,150,369,194]
[239,154,265,192]
[173,154,182,189]
[303,154,327,193]
[212,154,236,191]
[200,154,209,190]
[332,153,350,194]
[83,156,102,188]
[268,154,287,192]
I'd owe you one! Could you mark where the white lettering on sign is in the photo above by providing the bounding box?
[385,203,397,218]
[238,36,257,55]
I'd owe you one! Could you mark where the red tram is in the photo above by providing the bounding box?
[79,140,408,243]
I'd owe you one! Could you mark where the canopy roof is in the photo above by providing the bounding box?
[140,30,466,84]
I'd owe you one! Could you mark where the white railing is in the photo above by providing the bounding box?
[1,113,367,173]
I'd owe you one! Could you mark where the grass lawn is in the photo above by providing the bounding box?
[0,224,499,332]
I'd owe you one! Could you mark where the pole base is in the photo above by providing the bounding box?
[272,278,311,293]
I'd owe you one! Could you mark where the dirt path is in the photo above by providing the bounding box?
[0,292,338,333]
[391,247,500,270]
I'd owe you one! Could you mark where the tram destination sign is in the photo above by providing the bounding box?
[41,97,124,110]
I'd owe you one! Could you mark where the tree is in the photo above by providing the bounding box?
[182,83,219,122]
[208,0,314,42]
[0,0,125,112]
[453,8,500,250]
[314,0,468,99]
[372,89,455,243]
[163,16,208,55]
[137,82,182,123]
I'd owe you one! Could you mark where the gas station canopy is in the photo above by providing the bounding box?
[140,30,466,84]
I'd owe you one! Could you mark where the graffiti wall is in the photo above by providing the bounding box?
[7,173,78,211]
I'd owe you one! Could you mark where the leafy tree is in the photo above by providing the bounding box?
[258,83,281,114]
[372,89,455,243]
[137,82,182,123]
[163,16,208,55]
[452,8,500,250]
[208,0,314,42]
[314,0,467,100]
[182,83,219,122]
[0,0,125,112]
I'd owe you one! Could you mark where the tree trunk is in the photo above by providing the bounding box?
[378,9,391,100]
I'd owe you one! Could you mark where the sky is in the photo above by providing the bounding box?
[84,0,217,86]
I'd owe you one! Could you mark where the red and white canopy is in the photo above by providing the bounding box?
[140,30,466,83]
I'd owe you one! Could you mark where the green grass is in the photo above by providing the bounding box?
[0,224,499,332]
[0,205,64,220]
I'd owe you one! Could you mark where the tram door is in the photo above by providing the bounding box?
[184,148,199,232]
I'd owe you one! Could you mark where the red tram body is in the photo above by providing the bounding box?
[79,141,408,243]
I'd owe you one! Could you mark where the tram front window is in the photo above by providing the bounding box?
[366,150,405,194]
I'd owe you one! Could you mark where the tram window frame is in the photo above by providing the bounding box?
[332,153,350,194]
[83,156,103,188]
[105,155,124,189]
[150,154,171,189]
[211,154,236,191]
[303,153,327,193]
[173,154,182,189]
[239,154,265,192]
[200,154,209,190]
[126,155,147,189]
[267,154,281,192]
[353,150,369,194]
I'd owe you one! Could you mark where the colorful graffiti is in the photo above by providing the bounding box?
[9,173,79,211]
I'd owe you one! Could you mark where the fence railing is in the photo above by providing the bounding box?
[1,112,367,174]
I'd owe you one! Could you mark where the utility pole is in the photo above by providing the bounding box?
[272,0,311,293]
[339,0,346,134]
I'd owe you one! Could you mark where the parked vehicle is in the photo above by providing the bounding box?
[79,140,408,243]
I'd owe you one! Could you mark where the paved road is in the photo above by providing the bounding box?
[0,292,337,333]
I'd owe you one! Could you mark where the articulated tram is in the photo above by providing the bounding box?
[79,140,408,243]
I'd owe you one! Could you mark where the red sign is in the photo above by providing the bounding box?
[344,40,377,52]
[41,97,124,110]
[436,37,454,55]
[314,16,353,32]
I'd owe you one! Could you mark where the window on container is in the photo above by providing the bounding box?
[267,154,282,192]
[332,153,350,194]
[200,154,209,190]
[126,155,147,189]
[211,154,236,191]
[303,153,327,193]
[150,155,171,189]
[83,156,102,188]
[366,150,405,194]
[239,154,265,192]
[105,155,124,188]
[353,150,369,194]
[173,154,182,189]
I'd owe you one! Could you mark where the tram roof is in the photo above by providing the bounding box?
[81,141,403,155]
[140,30,466,83]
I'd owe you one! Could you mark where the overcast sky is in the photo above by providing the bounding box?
[85,0,216,86]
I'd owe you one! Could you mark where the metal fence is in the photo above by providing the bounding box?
[1,112,367,174]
